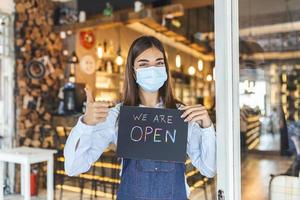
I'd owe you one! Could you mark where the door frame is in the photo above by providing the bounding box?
[214,0,241,199]
[0,12,16,194]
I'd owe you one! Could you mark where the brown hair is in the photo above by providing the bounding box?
[122,36,178,108]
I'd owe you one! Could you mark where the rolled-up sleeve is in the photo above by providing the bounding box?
[187,122,216,178]
[63,104,120,176]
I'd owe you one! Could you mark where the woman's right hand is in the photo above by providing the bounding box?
[83,87,111,125]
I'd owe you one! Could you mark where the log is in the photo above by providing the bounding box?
[33,133,40,140]
[20,108,30,116]
[44,124,52,130]
[16,3,26,13]
[25,1,32,9]
[43,112,52,122]
[19,129,26,137]
[15,0,63,150]
[19,80,26,88]
[23,138,32,146]
[42,136,53,148]
[31,79,40,86]
[45,77,55,86]
[41,84,48,92]
[50,57,58,65]
[31,90,41,97]
[15,22,23,32]
[34,125,40,132]
[18,122,25,130]
[16,38,24,47]
[30,111,39,124]
[19,88,27,96]
[18,13,27,22]
[38,106,45,115]
[23,95,33,109]
[25,119,33,128]
[32,140,41,147]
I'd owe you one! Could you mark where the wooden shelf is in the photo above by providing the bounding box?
[246,115,260,123]
[244,114,261,150]
[95,88,119,91]
[53,4,184,32]
[241,50,300,61]
[128,21,214,59]
[95,72,121,77]
[54,4,213,59]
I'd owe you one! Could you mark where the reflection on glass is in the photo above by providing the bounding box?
[239,0,300,199]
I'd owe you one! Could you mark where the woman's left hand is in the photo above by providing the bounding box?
[180,105,212,128]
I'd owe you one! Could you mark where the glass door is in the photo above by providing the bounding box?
[238,0,300,199]
[0,12,15,195]
[215,0,300,199]
[214,0,241,199]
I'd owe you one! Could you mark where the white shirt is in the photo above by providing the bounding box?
[63,102,216,197]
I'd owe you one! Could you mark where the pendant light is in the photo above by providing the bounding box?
[188,54,195,76]
[175,54,181,68]
[188,65,196,76]
[115,47,123,66]
[198,59,203,71]
[206,74,213,82]
[115,27,124,66]
[97,43,103,59]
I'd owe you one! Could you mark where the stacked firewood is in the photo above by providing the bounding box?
[15,0,65,148]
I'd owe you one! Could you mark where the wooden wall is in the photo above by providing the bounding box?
[14,0,64,148]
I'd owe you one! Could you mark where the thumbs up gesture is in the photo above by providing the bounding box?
[82,87,113,125]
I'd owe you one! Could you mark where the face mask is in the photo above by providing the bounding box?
[136,66,167,92]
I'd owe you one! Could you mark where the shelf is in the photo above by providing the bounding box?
[246,121,260,130]
[246,131,260,145]
[127,22,214,61]
[246,115,260,123]
[54,4,213,60]
[248,138,260,150]
[95,88,119,91]
[241,113,261,151]
[241,50,300,61]
[246,126,260,137]
[98,55,116,60]
[53,4,184,32]
[95,71,122,77]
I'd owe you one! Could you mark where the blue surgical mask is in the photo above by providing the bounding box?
[136,66,167,92]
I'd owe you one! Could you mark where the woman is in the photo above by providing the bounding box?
[64,36,216,200]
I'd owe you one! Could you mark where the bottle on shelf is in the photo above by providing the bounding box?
[106,60,113,74]
[103,40,107,57]
[108,40,115,56]
[95,65,106,88]
[62,51,79,114]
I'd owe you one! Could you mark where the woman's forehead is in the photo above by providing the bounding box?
[135,47,163,62]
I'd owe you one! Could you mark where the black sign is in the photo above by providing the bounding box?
[116,106,188,163]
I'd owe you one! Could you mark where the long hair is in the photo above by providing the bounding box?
[122,36,178,108]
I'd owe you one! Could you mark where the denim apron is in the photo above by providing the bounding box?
[117,158,187,200]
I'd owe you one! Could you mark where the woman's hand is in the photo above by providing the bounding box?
[180,104,212,128]
[83,87,112,125]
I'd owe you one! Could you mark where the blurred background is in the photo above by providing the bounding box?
[0,0,299,199]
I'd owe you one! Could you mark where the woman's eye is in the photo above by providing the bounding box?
[139,63,147,67]
[157,62,164,66]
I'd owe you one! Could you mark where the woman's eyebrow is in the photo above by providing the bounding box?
[137,59,149,62]
[156,58,164,61]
